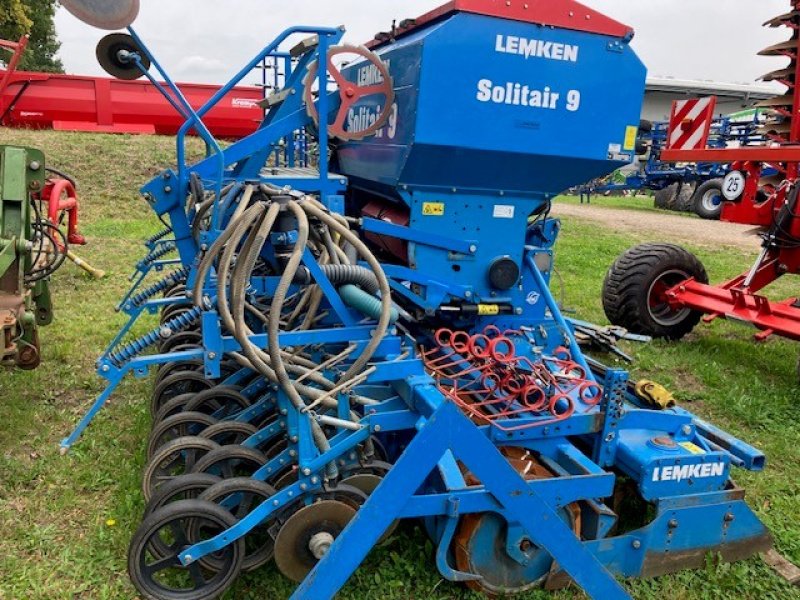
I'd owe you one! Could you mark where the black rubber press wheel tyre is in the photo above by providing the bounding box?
[152,372,214,417]
[147,412,219,459]
[144,473,223,519]
[692,179,724,220]
[143,437,221,502]
[602,243,708,340]
[128,500,244,600]
[198,477,279,572]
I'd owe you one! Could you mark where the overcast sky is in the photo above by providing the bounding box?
[55,1,790,88]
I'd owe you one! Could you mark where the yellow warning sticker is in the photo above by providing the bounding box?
[478,304,500,316]
[623,125,638,151]
[678,441,706,455]
[422,202,445,216]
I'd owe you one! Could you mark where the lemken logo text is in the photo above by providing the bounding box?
[652,462,725,483]
[495,35,579,63]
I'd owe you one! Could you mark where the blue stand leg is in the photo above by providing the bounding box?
[60,381,120,452]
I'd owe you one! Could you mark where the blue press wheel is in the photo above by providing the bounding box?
[191,445,268,480]
[183,386,251,420]
[152,393,200,424]
[144,473,222,519]
[199,421,259,447]
[128,500,244,600]
[692,179,724,220]
[154,359,205,388]
[152,372,214,417]
[199,477,279,572]
[143,436,221,502]
[147,412,219,460]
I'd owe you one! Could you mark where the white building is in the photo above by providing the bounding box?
[643,77,776,122]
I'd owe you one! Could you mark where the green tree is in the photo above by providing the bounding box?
[0,0,63,73]
[0,0,32,42]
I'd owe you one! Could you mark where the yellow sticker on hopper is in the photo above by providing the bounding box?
[623,125,638,151]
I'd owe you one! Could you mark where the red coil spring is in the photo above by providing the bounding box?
[422,326,602,432]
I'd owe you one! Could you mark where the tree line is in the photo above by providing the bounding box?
[0,0,63,73]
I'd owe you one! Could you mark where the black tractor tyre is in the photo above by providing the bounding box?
[654,183,679,210]
[675,183,696,212]
[603,243,709,340]
[692,179,724,220]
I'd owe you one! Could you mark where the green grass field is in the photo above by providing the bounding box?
[0,127,799,599]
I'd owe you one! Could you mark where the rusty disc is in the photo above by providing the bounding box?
[453,449,581,595]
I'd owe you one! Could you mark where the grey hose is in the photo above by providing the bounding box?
[302,200,393,382]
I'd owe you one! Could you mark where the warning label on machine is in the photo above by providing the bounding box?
[422,202,445,216]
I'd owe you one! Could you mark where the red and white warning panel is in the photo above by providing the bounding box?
[666,96,717,151]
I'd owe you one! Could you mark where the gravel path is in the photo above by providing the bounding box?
[552,203,762,251]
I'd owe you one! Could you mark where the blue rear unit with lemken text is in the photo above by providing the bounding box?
[338,8,645,343]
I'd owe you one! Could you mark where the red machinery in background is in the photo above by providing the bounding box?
[604,3,800,358]
[0,35,263,137]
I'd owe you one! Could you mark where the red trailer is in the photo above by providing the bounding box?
[0,35,264,138]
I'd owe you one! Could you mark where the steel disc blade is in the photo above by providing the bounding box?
[273,500,356,582]
[96,33,150,80]
[62,0,140,30]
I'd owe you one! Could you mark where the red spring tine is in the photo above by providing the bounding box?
[578,382,603,406]
[553,346,571,361]
[483,324,502,338]
[489,336,516,364]
[481,372,501,393]
[503,372,528,396]
[435,328,454,348]
[522,384,547,411]
[549,393,576,420]
[469,334,491,359]
[451,331,471,354]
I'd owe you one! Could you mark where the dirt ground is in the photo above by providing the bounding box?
[553,202,762,251]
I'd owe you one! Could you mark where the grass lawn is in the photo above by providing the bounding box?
[0,127,799,599]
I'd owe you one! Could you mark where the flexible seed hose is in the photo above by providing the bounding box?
[241,201,336,471]
[302,200,392,382]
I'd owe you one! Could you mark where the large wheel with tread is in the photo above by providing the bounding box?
[675,183,696,212]
[654,183,678,210]
[603,243,708,340]
[692,179,724,220]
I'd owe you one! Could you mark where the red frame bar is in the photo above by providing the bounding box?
[0,35,29,106]
[661,147,800,163]
[667,279,800,342]
[367,0,633,49]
